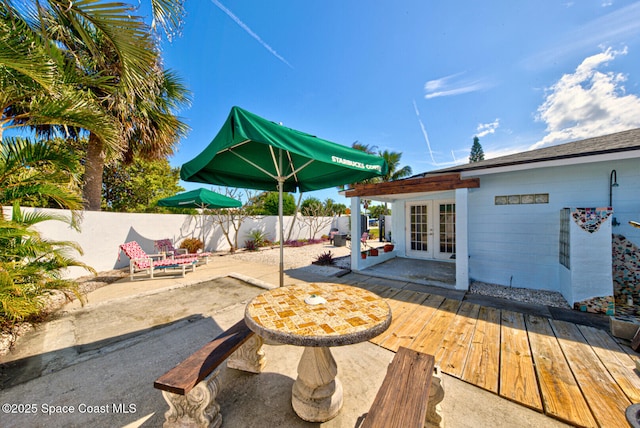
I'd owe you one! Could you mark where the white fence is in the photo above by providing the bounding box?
[6,207,350,279]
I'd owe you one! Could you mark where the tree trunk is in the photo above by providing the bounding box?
[83,133,105,211]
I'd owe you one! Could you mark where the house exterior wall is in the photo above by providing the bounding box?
[386,190,468,290]
[463,157,640,299]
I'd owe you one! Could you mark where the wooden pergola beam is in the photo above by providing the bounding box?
[344,173,479,197]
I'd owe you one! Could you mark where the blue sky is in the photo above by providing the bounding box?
[158,0,640,206]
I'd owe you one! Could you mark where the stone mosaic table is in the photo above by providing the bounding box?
[244,282,392,422]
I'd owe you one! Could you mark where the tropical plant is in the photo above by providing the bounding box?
[246,229,269,248]
[244,240,258,251]
[324,198,347,216]
[0,137,83,216]
[369,204,390,218]
[313,251,336,266]
[379,150,412,182]
[0,1,190,211]
[179,238,203,254]
[0,137,96,325]
[0,204,94,325]
[0,3,120,146]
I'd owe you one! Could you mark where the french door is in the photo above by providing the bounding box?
[406,201,456,260]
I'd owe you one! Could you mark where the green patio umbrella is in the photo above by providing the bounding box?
[158,188,242,210]
[181,106,388,287]
[158,188,242,246]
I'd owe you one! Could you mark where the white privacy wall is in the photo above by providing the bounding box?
[6,207,344,279]
[464,157,640,299]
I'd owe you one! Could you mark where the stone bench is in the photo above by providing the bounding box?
[153,319,265,427]
[360,346,444,428]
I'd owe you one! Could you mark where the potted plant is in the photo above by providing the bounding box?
[384,243,394,252]
[361,251,367,259]
[369,248,379,256]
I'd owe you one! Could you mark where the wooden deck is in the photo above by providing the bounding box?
[366,285,640,428]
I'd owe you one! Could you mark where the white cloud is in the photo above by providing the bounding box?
[210,0,293,68]
[532,47,640,148]
[476,119,500,138]
[424,73,489,99]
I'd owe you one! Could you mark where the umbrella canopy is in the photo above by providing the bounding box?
[180,106,388,286]
[180,106,388,192]
[158,188,242,248]
[157,188,242,209]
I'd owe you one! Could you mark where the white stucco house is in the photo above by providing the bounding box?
[345,128,640,308]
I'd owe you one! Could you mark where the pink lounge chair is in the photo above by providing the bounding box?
[119,241,198,280]
[346,231,370,249]
[154,239,211,264]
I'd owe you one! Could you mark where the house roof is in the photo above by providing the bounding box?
[419,127,640,176]
[345,128,640,199]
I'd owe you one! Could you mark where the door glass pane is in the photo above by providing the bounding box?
[410,205,429,252]
[439,203,456,254]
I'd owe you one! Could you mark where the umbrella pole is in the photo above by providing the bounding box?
[279,180,284,287]
[278,150,284,287]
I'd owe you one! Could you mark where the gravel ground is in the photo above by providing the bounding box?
[223,242,352,269]
[469,281,570,308]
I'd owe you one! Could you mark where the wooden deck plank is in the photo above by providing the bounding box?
[379,293,445,351]
[461,305,501,393]
[525,315,597,427]
[408,298,461,357]
[370,290,429,345]
[551,320,631,428]
[499,310,542,411]
[371,285,404,299]
[577,324,640,403]
[434,302,480,377]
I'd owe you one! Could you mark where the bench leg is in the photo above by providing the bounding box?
[227,334,266,373]
[425,366,445,428]
[291,346,343,422]
[161,371,222,428]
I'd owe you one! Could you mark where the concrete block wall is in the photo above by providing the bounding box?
[5,206,344,279]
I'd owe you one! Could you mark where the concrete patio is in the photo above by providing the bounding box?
[0,249,631,427]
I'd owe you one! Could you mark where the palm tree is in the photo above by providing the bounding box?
[0,3,119,146]
[0,138,94,324]
[379,150,412,182]
[82,65,191,210]
[1,1,190,210]
[378,150,412,215]
[0,137,83,217]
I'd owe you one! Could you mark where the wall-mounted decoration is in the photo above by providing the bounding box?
[495,193,549,205]
[571,207,612,233]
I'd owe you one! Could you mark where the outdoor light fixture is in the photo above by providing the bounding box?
[609,170,620,227]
